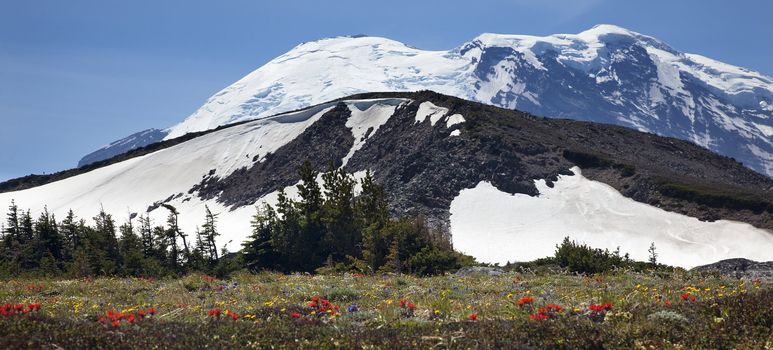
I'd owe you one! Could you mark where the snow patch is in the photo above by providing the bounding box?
[341,98,407,166]
[449,167,773,268]
[445,114,465,128]
[414,101,449,126]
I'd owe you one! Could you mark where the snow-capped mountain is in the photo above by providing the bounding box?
[77,128,167,167]
[81,25,773,176]
[6,92,773,268]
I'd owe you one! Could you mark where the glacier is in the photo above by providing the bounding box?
[136,24,773,177]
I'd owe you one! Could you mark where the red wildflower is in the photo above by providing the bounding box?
[208,308,221,318]
[407,303,416,310]
[467,313,478,321]
[290,312,302,318]
[516,296,535,306]
[680,293,690,301]
[28,303,42,311]
[111,321,120,327]
[529,313,549,321]
[588,303,612,312]
[147,307,157,315]
[546,304,562,312]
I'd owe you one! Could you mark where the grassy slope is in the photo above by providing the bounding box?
[1,271,771,349]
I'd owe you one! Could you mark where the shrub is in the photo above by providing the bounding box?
[553,237,631,274]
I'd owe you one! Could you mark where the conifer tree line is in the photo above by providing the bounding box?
[0,199,230,278]
[243,161,472,275]
[0,161,471,277]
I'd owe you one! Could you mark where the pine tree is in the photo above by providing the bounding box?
[201,205,220,262]
[18,210,36,269]
[162,204,189,268]
[93,208,120,274]
[119,219,145,276]
[322,166,358,261]
[357,170,390,270]
[648,242,658,265]
[34,207,63,272]
[243,203,279,271]
[4,200,19,241]
[138,214,155,257]
[60,209,79,262]
[295,160,327,271]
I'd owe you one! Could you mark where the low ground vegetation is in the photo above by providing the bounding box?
[1,267,771,349]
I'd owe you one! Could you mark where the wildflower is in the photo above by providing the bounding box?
[468,313,478,321]
[588,303,612,312]
[147,307,157,315]
[517,296,535,306]
[290,312,302,318]
[347,304,359,313]
[208,308,222,318]
[111,321,120,327]
[546,304,562,312]
[529,313,548,321]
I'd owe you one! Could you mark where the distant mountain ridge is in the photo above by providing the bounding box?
[78,128,167,167]
[80,25,773,176]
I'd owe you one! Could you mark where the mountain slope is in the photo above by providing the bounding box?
[82,25,773,176]
[77,128,168,167]
[5,92,773,268]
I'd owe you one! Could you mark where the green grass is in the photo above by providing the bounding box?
[1,270,771,349]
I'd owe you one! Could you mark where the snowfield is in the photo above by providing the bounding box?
[0,99,407,253]
[449,167,773,268]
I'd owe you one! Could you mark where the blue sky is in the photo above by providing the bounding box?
[1,0,772,181]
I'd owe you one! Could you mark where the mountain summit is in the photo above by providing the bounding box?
[81,25,773,176]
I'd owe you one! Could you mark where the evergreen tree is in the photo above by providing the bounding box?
[138,214,155,257]
[18,210,36,269]
[295,160,326,271]
[243,203,279,270]
[4,200,19,241]
[648,242,658,265]
[162,204,189,268]
[34,207,63,271]
[93,208,120,274]
[201,205,220,262]
[322,166,359,260]
[60,209,79,262]
[357,170,390,270]
[118,219,145,276]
